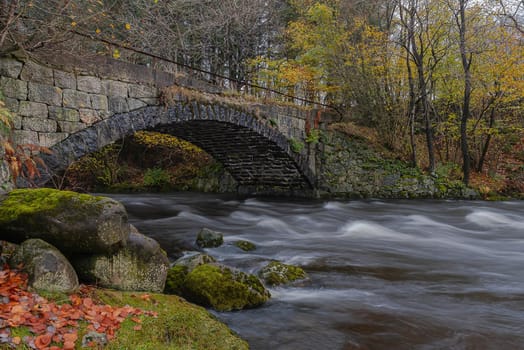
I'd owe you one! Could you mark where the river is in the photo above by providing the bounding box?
[108,193,524,350]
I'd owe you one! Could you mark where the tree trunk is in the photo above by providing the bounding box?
[477,107,496,172]
[458,0,472,186]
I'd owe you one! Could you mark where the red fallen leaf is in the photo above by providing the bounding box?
[69,295,82,307]
[63,341,75,350]
[34,333,52,349]
[140,294,151,301]
[133,325,142,331]
[12,336,21,345]
[10,304,26,314]
[131,317,142,323]
[82,298,94,308]
[68,309,82,320]
[30,323,47,334]
[63,332,78,343]
[50,347,62,350]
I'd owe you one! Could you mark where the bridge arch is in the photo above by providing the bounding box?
[39,102,315,194]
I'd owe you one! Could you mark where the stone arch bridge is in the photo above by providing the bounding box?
[0,52,337,194]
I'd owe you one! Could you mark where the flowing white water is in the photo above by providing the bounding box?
[108,193,524,350]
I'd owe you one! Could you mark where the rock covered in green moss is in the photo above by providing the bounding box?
[259,261,309,286]
[196,228,224,248]
[9,239,79,293]
[164,252,216,295]
[174,252,216,270]
[182,264,270,311]
[0,188,129,254]
[73,225,169,292]
[234,240,256,251]
[164,265,188,295]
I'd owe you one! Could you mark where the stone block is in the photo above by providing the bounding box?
[108,96,128,114]
[3,97,19,113]
[63,89,91,108]
[48,106,80,122]
[11,114,22,129]
[139,97,159,105]
[19,101,48,118]
[77,76,102,94]
[54,70,76,89]
[128,84,157,98]
[0,77,28,100]
[0,58,24,78]
[58,121,84,133]
[28,82,62,106]
[12,129,38,145]
[127,98,147,111]
[102,80,128,97]
[20,61,54,84]
[38,132,68,147]
[79,108,100,125]
[98,110,112,119]
[90,94,108,110]
[22,117,57,133]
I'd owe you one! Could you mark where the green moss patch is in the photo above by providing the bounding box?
[164,265,188,295]
[234,240,256,252]
[0,188,103,223]
[259,261,308,286]
[183,264,270,311]
[97,290,248,350]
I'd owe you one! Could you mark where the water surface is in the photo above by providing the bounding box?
[108,193,524,350]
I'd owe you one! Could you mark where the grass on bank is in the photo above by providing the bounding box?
[1,289,248,350]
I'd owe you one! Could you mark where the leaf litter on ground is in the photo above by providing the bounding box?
[0,266,158,349]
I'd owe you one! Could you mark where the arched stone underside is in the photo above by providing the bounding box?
[38,104,315,193]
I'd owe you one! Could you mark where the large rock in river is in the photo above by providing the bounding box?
[195,228,223,248]
[73,225,169,292]
[166,262,270,311]
[9,239,79,293]
[0,189,129,254]
[164,252,216,295]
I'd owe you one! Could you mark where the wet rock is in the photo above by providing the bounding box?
[234,240,256,252]
[0,189,129,254]
[195,228,223,248]
[259,261,309,286]
[182,264,270,311]
[73,226,169,292]
[9,239,79,293]
[164,252,216,295]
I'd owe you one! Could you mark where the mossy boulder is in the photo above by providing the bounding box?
[164,253,216,295]
[0,189,129,254]
[195,228,223,248]
[259,261,309,286]
[183,264,270,311]
[173,252,217,271]
[9,239,79,293]
[164,265,188,295]
[234,240,256,251]
[73,225,169,292]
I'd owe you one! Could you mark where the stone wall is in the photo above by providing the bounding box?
[0,55,160,148]
[316,132,478,199]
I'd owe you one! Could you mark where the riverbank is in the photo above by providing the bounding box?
[0,264,248,349]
